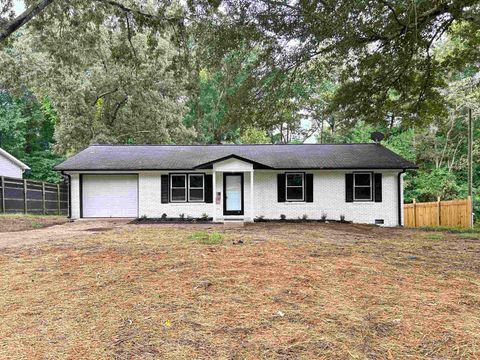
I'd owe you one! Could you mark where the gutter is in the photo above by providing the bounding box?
[61,171,72,219]
[398,169,406,226]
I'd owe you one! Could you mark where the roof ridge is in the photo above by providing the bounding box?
[89,143,379,147]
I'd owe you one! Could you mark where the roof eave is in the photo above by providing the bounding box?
[0,148,30,170]
[55,166,418,172]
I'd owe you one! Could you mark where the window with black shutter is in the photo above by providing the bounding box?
[353,173,372,201]
[286,173,304,201]
[346,172,378,202]
[165,173,208,203]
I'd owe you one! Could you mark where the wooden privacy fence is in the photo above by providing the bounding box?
[0,176,68,215]
[404,197,473,228]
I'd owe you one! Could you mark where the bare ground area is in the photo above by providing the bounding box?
[0,215,69,233]
[0,219,130,249]
[0,221,479,359]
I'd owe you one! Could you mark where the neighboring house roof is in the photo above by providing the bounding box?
[0,148,30,170]
[55,144,417,171]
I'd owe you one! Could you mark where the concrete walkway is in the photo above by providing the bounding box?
[0,220,130,249]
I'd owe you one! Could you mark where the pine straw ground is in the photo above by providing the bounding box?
[0,222,479,359]
[0,215,68,232]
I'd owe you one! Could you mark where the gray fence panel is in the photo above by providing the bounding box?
[0,176,68,215]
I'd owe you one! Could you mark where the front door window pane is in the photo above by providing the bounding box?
[226,175,242,212]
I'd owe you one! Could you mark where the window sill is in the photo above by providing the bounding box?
[168,202,206,205]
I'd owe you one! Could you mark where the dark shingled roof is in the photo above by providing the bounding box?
[54,144,417,171]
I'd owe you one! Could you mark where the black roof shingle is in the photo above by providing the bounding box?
[54,144,417,171]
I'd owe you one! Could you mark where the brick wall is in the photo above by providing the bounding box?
[254,170,400,226]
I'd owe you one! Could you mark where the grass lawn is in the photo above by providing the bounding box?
[0,214,69,232]
[0,222,479,359]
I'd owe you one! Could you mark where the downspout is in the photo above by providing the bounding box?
[61,171,72,219]
[397,169,406,226]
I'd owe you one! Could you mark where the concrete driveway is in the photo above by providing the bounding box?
[0,220,130,249]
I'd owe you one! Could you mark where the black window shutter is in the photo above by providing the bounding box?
[161,175,169,203]
[345,174,353,202]
[204,174,213,203]
[374,173,382,202]
[306,174,314,202]
[277,173,286,202]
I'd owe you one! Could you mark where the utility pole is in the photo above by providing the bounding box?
[468,108,473,226]
[468,108,473,199]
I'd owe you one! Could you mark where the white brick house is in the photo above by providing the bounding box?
[55,144,416,226]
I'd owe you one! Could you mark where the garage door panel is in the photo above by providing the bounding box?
[82,175,138,218]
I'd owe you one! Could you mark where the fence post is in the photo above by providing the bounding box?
[437,197,441,226]
[23,179,27,214]
[42,182,46,215]
[413,198,417,227]
[57,183,61,215]
[1,176,5,214]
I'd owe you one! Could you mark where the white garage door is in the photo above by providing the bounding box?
[82,175,138,218]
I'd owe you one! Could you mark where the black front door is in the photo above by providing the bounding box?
[223,173,244,215]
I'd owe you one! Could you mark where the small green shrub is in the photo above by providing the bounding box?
[31,221,44,229]
[200,213,209,221]
[321,212,327,221]
[161,213,167,220]
[423,233,444,240]
[340,214,346,222]
[255,215,265,222]
[456,232,480,239]
[208,232,223,244]
[188,231,223,245]
[302,214,308,221]
[179,213,185,221]
[280,214,286,220]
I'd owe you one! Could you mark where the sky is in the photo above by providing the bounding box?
[14,0,25,14]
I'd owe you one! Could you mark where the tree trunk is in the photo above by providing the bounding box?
[0,0,54,43]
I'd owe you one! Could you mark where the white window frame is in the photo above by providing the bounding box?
[285,172,305,202]
[353,172,373,202]
[188,173,205,202]
[170,174,187,202]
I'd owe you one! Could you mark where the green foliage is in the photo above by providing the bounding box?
[188,0,480,125]
[406,168,464,203]
[239,127,270,144]
[183,50,260,143]
[0,91,64,182]
[1,3,193,154]
[23,151,64,183]
[0,92,27,155]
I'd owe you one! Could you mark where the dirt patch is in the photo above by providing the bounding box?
[0,222,478,359]
[83,227,114,232]
[0,220,129,249]
[0,215,69,232]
